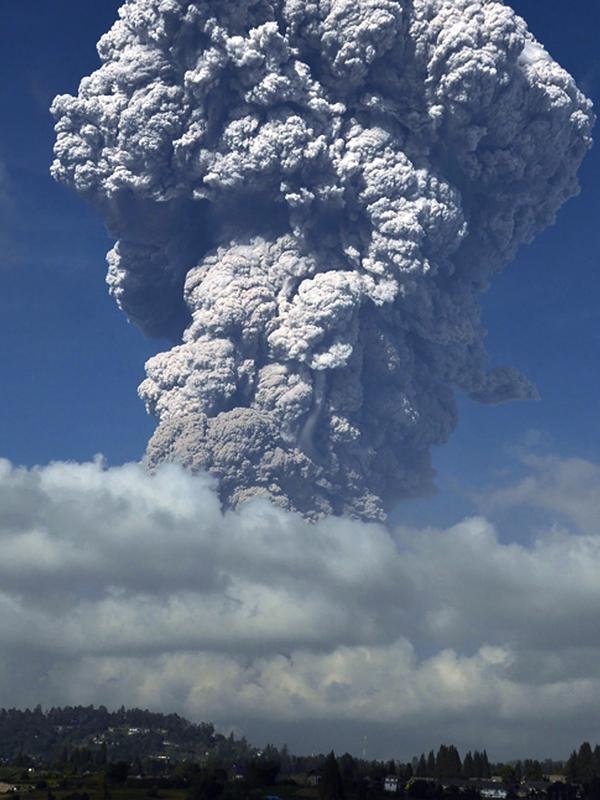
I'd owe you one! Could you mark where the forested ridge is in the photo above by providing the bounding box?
[0,704,595,787]
[0,705,249,764]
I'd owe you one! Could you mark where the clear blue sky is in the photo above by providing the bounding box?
[0,0,597,526]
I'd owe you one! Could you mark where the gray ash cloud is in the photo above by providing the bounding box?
[51,0,593,519]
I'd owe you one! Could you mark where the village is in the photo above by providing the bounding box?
[0,709,594,800]
[0,752,584,800]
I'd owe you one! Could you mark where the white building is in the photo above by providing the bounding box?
[481,789,508,800]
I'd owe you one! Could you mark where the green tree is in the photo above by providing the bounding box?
[98,772,110,800]
[499,764,517,784]
[436,746,461,779]
[579,743,594,783]
[448,747,462,779]
[463,753,474,779]
[482,751,491,779]
[188,769,226,800]
[436,747,448,779]
[339,754,357,782]
[320,752,345,800]
[95,743,108,768]
[246,758,280,787]
[565,751,578,783]
[585,777,600,800]
[427,752,436,778]
[523,760,543,781]
[106,762,129,784]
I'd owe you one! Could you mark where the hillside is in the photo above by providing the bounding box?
[0,706,253,765]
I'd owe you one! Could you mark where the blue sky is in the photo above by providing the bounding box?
[0,1,597,515]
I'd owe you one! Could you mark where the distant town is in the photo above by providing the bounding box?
[0,707,597,800]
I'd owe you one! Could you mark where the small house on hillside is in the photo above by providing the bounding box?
[481,787,508,799]
[306,771,321,787]
[384,776,400,793]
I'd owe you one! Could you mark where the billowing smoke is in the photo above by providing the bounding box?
[51,0,593,520]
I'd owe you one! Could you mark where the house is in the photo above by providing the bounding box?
[306,772,321,787]
[438,780,510,799]
[519,781,552,797]
[384,776,400,793]
[481,788,508,799]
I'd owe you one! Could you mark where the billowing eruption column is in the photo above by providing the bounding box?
[52,0,593,520]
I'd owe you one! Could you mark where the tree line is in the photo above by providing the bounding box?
[566,743,600,784]
[5,704,600,790]
[411,747,491,780]
[0,705,252,765]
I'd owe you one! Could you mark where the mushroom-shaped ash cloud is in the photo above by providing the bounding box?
[52,0,593,519]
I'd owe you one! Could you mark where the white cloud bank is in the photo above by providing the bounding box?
[1,454,600,758]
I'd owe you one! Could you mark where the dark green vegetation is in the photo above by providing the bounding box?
[0,706,243,765]
[0,708,598,800]
[565,744,600,788]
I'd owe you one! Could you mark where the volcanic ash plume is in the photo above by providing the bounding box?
[51,0,593,520]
